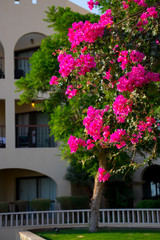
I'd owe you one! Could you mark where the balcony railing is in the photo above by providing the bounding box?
[14,57,30,79]
[16,125,56,148]
[0,57,5,79]
[0,125,5,148]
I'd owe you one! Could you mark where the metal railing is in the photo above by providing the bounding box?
[16,125,56,148]
[0,57,5,78]
[0,125,5,148]
[0,209,160,228]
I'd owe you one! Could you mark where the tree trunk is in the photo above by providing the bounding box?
[89,150,106,232]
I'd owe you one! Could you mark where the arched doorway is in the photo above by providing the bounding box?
[0,168,57,210]
[143,165,160,200]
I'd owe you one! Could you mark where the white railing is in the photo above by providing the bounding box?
[0,209,160,228]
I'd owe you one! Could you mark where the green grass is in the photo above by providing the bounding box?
[36,228,160,240]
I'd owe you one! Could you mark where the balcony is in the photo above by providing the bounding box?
[14,32,46,79]
[14,57,30,79]
[0,125,5,148]
[16,124,56,148]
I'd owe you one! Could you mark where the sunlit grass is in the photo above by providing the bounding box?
[36,228,160,240]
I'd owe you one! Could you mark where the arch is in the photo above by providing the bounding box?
[14,32,46,51]
[0,41,5,78]
[14,32,46,79]
[142,165,160,200]
[0,168,57,209]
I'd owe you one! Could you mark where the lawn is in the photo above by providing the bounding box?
[36,228,160,240]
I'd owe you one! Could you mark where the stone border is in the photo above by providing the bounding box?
[19,231,44,240]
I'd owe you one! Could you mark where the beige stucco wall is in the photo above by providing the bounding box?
[0,0,90,204]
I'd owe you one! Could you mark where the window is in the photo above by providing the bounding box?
[14,0,20,4]
[32,0,37,4]
[16,112,56,148]
[14,48,38,79]
[143,165,160,199]
[17,176,56,209]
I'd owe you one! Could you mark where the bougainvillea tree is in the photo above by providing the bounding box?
[15,0,160,233]
[48,0,160,232]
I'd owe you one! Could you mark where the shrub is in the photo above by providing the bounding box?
[136,199,160,208]
[15,200,28,212]
[0,202,9,213]
[30,199,51,211]
[56,196,89,210]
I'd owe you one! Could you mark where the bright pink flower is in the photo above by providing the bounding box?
[122,1,129,9]
[103,69,112,80]
[130,50,145,63]
[117,51,129,69]
[147,7,158,18]
[87,0,94,10]
[86,139,95,150]
[137,7,158,31]
[98,168,111,182]
[87,0,99,10]
[75,54,96,75]
[99,9,113,27]
[110,129,126,149]
[113,95,132,122]
[83,106,109,141]
[50,76,59,85]
[58,53,75,77]
[134,0,147,7]
[117,65,160,92]
[65,85,77,99]
[68,136,86,153]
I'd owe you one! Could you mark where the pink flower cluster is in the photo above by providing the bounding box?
[130,50,145,63]
[98,168,111,182]
[117,64,160,92]
[137,7,158,31]
[117,50,145,70]
[58,53,75,77]
[110,129,126,149]
[50,76,58,85]
[68,9,113,50]
[137,117,156,133]
[122,1,129,9]
[113,95,132,123]
[99,9,113,27]
[134,0,147,7]
[68,135,86,153]
[117,51,129,70]
[58,52,96,77]
[87,0,99,10]
[103,69,112,80]
[130,133,141,144]
[83,106,109,141]
[86,139,95,150]
[122,0,147,10]
[75,54,97,75]
[65,85,77,99]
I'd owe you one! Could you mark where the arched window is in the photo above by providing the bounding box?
[14,33,46,79]
[143,165,160,200]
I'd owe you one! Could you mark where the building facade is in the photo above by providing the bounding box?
[0,0,89,209]
[0,0,159,210]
